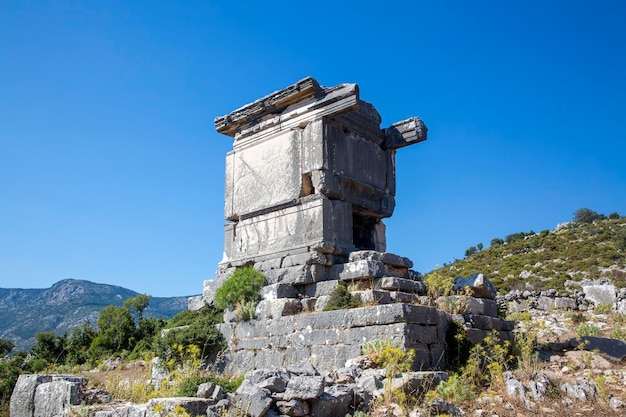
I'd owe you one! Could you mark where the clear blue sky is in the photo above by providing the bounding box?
[1,1,625,297]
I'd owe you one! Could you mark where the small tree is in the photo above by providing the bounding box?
[0,338,14,357]
[213,266,265,311]
[490,237,504,247]
[464,246,477,257]
[609,212,620,220]
[477,242,484,251]
[573,208,600,224]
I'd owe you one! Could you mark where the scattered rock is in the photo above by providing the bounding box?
[568,336,626,362]
[453,273,497,300]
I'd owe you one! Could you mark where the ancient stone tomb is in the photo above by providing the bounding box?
[188,77,512,373]
[192,77,427,307]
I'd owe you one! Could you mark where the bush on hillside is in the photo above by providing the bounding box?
[573,208,600,224]
[213,266,265,311]
[154,306,225,368]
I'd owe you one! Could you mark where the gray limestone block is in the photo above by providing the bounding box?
[255,300,272,320]
[332,260,386,281]
[187,295,204,311]
[147,398,212,417]
[276,399,310,417]
[302,119,325,173]
[554,297,577,310]
[33,380,82,417]
[284,347,314,369]
[509,299,529,312]
[390,291,419,304]
[234,380,273,417]
[288,328,339,348]
[335,324,397,345]
[265,264,329,286]
[383,117,428,150]
[583,284,617,305]
[374,277,424,293]
[560,377,597,402]
[465,297,498,317]
[388,371,448,394]
[299,280,340,298]
[253,348,285,370]
[228,129,302,218]
[314,295,331,311]
[429,344,447,370]
[499,318,515,332]
[406,324,439,345]
[466,314,500,331]
[466,328,490,344]
[536,296,555,311]
[411,344,432,371]
[352,289,391,305]
[268,297,302,322]
[453,273,498,300]
[260,283,297,300]
[309,385,353,417]
[348,251,413,268]
[282,251,330,267]
[10,375,53,417]
[383,264,410,278]
[254,258,283,272]
[300,297,317,312]
[264,316,297,337]
[284,375,326,401]
[569,336,626,362]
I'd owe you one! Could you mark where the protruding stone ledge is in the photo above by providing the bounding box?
[383,117,428,150]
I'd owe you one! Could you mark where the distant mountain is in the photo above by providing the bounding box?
[433,217,626,293]
[0,279,194,352]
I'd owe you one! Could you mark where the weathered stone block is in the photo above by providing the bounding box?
[453,273,498,299]
[465,297,498,317]
[234,380,273,417]
[309,385,353,417]
[276,399,310,417]
[147,398,212,417]
[583,284,617,305]
[333,260,385,281]
[537,296,555,311]
[260,283,296,300]
[10,375,52,417]
[352,289,391,304]
[299,280,340,297]
[34,380,82,417]
[284,376,325,400]
[348,251,413,268]
[555,297,577,310]
[390,291,419,304]
[374,276,424,293]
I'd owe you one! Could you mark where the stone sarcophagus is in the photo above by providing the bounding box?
[194,77,427,307]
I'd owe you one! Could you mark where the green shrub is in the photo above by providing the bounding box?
[573,208,600,224]
[323,285,362,311]
[176,374,244,396]
[434,373,475,402]
[576,323,601,337]
[213,266,265,311]
[235,300,257,321]
[154,306,225,368]
[594,302,612,315]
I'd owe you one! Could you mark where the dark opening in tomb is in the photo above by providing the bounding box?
[352,211,378,250]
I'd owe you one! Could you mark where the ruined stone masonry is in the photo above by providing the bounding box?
[187,77,513,374]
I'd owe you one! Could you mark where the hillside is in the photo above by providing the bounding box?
[433,216,626,293]
[0,279,192,352]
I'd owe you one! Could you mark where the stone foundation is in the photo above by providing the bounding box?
[215,303,514,376]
